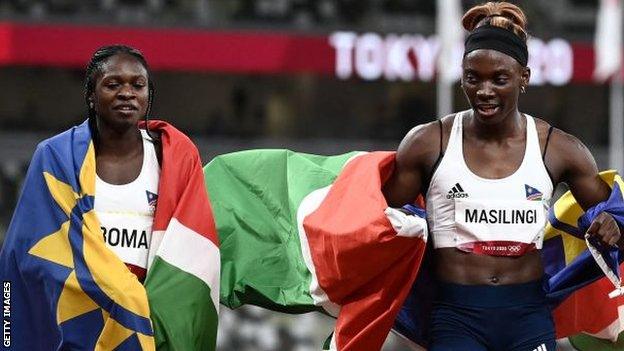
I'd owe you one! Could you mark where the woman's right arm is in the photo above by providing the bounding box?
[383,120,443,207]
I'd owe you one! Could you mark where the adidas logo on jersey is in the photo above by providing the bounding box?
[446,183,469,199]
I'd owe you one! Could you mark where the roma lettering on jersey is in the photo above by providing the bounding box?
[101,227,149,249]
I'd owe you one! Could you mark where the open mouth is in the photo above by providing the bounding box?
[476,104,499,117]
[113,105,138,114]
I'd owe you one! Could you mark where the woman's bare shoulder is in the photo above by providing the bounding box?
[397,114,455,169]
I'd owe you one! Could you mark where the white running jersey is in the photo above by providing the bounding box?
[425,111,553,256]
[94,130,160,280]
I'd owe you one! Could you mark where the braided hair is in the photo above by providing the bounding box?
[84,45,156,142]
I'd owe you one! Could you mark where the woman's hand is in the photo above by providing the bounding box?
[587,212,621,247]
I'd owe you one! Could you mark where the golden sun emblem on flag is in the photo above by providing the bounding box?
[26,143,154,350]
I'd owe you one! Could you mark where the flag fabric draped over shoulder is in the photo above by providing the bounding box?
[0,120,219,351]
[0,121,154,350]
[143,120,220,351]
[204,150,429,351]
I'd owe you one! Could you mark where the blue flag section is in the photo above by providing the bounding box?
[579,182,623,298]
[0,121,154,350]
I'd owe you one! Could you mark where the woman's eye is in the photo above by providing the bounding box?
[495,77,508,85]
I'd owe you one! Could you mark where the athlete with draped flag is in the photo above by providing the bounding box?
[205,150,624,350]
[208,2,624,350]
[0,45,219,350]
[385,2,623,350]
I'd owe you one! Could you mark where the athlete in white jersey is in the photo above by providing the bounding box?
[426,111,553,256]
[383,2,621,351]
[95,130,160,281]
[85,45,163,282]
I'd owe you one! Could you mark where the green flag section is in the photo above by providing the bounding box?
[204,150,429,350]
[206,149,359,312]
[567,332,624,350]
[147,257,218,350]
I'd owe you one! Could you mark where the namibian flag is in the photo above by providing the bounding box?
[526,184,544,201]
[206,150,624,350]
[0,120,219,350]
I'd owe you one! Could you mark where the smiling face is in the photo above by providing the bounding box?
[90,53,149,132]
[461,49,530,125]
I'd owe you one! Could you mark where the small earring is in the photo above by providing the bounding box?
[89,102,94,108]
[520,86,526,94]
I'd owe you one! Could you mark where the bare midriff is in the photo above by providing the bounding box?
[435,247,544,285]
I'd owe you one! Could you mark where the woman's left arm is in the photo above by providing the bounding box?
[547,128,622,247]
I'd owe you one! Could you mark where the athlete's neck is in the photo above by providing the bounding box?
[96,126,143,158]
[468,109,524,142]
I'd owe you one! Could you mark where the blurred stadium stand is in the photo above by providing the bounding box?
[0,0,601,36]
[0,1,612,350]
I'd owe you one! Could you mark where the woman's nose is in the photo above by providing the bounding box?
[476,83,495,99]
[117,85,135,99]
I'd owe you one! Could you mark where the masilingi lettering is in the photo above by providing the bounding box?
[465,208,537,224]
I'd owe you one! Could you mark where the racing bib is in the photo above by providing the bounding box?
[454,198,546,256]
